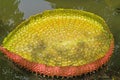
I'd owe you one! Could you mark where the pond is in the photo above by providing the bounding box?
[0,0,120,80]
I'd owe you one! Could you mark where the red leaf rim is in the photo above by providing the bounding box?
[0,40,114,77]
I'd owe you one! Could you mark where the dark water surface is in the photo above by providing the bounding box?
[0,0,120,80]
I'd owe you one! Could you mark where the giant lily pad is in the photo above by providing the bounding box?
[0,9,114,77]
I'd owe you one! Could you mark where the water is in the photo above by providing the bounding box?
[0,0,120,80]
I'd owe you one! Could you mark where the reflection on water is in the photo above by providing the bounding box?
[0,0,24,43]
[0,0,120,80]
[105,0,120,8]
[19,0,52,19]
